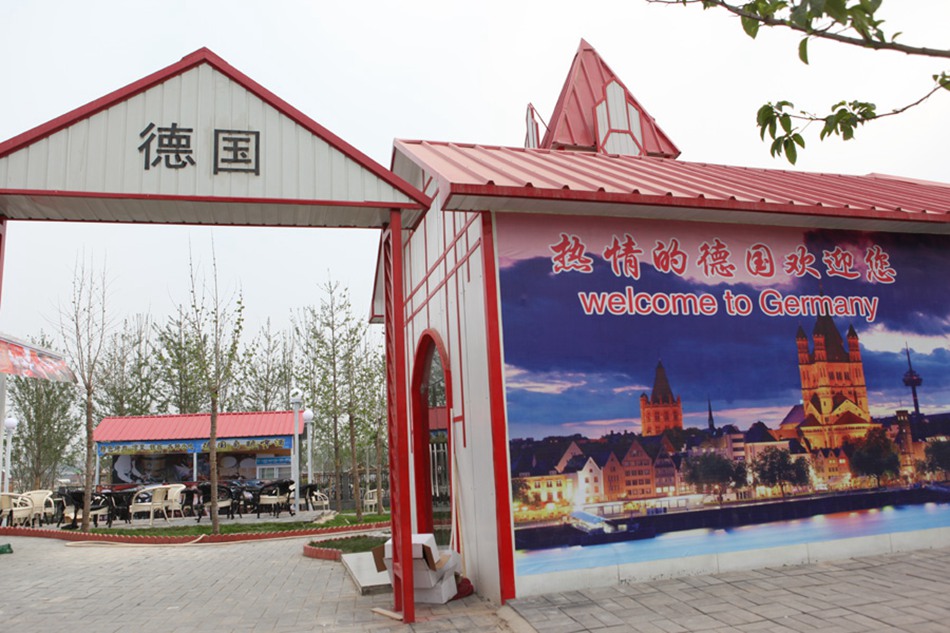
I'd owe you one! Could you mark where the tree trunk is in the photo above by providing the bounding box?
[210,393,220,534]
[348,394,362,521]
[376,426,384,512]
[81,387,95,531]
[332,413,341,511]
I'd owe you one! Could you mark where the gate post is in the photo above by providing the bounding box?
[383,210,414,622]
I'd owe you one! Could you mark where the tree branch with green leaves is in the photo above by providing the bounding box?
[648,1,950,162]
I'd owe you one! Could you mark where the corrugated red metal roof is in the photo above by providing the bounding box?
[94,411,296,443]
[540,39,679,158]
[393,140,950,228]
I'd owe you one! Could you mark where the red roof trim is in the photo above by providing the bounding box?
[0,48,430,209]
[446,183,950,225]
[94,410,297,443]
[0,188,420,210]
[394,140,950,224]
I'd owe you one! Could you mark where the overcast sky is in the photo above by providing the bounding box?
[1,1,947,346]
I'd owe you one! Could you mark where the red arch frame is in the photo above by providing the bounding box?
[409,329,453,534]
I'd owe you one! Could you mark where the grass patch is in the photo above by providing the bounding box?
[309,535,388,553]
[320,513,391,529]
[90,513,391,537]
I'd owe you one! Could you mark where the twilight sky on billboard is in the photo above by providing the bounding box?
[496,213,950,441]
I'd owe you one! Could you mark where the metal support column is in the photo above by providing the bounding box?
[384,210,414,622]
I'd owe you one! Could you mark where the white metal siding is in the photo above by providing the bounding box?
[0,64,412,207]
[403,199,505,603]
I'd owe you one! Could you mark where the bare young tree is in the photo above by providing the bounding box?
[184,247,244,534]
[295,280,352,512]
[59,260,110,531]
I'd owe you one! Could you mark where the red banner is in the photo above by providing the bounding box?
[0,335,76,383]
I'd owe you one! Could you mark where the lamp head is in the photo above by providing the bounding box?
[289,387,303,407]
[303,409,314,423]
[4,416,18,432]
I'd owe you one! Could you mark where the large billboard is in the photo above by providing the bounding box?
[496,212,950,574]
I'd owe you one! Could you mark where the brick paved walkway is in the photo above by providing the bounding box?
[506,547,950,633]
[1,533,948,632]
[0,534,509,633]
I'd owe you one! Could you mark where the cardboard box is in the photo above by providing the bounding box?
[383,533,437,560]
[410,550,461,588]
[415,572,457,604]
[378,536,461,591]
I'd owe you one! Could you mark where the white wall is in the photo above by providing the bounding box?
[403,199,506,602]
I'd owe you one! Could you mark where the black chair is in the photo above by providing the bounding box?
[255,479,295,518]
[57,488,115,529]
[194,482,241,523]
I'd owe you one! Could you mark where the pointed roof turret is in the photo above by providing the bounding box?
[539,39,679,158]
[812,315,849,362]
[650,360,675,404]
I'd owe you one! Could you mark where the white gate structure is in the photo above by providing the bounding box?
[0,48,428,623]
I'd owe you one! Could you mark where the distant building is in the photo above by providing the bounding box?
[810,447,851,489]
[617,437,656,500]
[640,361,684,436]
[743,421,788,463]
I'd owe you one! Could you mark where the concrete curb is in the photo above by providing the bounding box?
[303,543,343,560]
[0,522,390,544]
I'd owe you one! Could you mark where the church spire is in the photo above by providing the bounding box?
[707,397,715,432]
[650,360,674,404]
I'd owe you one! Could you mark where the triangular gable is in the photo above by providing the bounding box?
[0,48,428,228]
[540,39,679,158]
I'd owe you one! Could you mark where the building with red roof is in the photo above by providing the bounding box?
[94,411,297,484]
[381,39,950,603]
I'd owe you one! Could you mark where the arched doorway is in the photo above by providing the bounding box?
[411,331,452,547]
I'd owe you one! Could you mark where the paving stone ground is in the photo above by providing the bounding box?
[0,534,509,633]
[1,533,948,632]
[506,546,950,633]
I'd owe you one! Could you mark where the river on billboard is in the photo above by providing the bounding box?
[496,212,950,576]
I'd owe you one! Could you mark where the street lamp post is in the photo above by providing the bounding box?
[0,376,7,494]
[3,416,18,493]
[289,389,303,513]
[0,423,5,495]
[303,409,314,487]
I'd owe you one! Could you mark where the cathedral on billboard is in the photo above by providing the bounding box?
[796,315,880,449]
[640,361,684,437]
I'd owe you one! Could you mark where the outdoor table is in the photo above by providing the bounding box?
[299,483,322,511]
[58,489,108,529]
[58,487,140,529]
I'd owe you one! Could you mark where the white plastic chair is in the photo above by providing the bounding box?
[21,489,55,526]
[308,489,329,511]
[363,489,379,514]
[129,485,170,526]
[1,492,34,526]
[164,483,187,518]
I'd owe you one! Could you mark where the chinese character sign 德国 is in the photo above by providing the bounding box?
[137,123,261,175]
